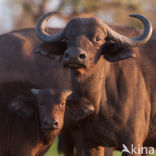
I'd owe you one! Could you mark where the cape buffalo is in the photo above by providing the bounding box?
[2,86,71,156]
[35,11,155,156]
[0,27,112,155]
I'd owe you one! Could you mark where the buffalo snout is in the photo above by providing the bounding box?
[42,118,59,130]
[63,47,87,68]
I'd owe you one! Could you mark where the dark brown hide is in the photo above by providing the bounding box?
[36,14,156,156]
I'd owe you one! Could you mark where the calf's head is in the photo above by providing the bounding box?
[8,89,72,132]
[35,12,152,74]
[31,89,72,131]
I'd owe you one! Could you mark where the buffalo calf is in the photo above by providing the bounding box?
[1,88,71,156]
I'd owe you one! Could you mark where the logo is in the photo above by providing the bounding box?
[122,144,155,155]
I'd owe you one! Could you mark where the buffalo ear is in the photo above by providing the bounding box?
[33,41,66,59]
[63,89,72,98]
[103,43,136,62]
[67,98,95,121]
[8,96,37,119]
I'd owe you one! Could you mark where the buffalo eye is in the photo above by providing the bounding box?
[59,102,65,106]
[62,37,70,43]
[96,36,102,42]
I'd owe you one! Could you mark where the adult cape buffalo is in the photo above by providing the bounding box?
[35,11,156,156]
[0,27,112,155]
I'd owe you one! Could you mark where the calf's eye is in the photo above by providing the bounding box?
[60,102,65,106]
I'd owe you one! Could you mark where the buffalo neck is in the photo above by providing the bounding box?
[70,56,110,114]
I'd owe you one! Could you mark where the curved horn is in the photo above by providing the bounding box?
[36,11,64,42]
[105,14,153,46]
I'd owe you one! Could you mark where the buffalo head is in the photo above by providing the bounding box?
[8,89,72,132]
[35,11,152,73]
[31,88,72,131]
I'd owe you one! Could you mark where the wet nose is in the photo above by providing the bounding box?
[63,48,87,61]
[78,53,86,60]
[42,119,59,130]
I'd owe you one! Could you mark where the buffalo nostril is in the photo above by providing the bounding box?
[53,121,59,128]
[79,53,86,60]
[64,53,69,58]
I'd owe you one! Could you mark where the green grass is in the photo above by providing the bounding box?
[44,138,156,156]
[44,137,63,156]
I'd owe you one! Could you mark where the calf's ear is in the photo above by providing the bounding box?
[8,96,37,119]
[33,41,66,60]
[67,98,95,121]
[63,89,72,98]
[103,43,136,62]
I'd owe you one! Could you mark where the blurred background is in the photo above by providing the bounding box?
[0,0,155,156]
[0,0,156,34]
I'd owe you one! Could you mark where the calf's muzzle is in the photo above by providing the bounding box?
[42,118,59,130]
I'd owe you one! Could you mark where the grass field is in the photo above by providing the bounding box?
[44,138,156,156]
